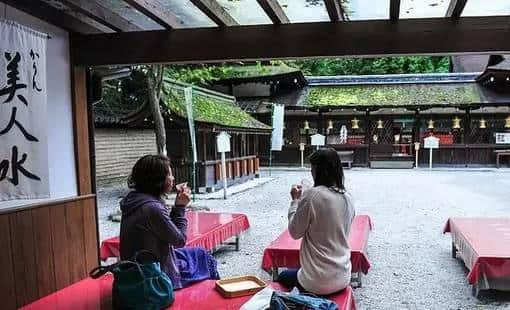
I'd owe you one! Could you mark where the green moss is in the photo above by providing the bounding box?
[304,83,483,107]
[226,63,300,79]
[162,81,270,130]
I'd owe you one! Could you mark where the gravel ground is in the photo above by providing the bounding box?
[97,169,510,309]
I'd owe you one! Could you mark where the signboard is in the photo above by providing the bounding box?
[424,136,439,149]
[1,20,49,200]
[311,134,325,146]
[271,104,285,151]
[495,132,510,144]
[216,131,231,153]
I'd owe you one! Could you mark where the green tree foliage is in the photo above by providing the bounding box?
[285,57,450,76]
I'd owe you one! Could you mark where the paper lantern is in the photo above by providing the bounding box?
[505,116,510,128]
[479,118,487,129]
[452,116,461,129]
[428,119,434,129]
[351,118,359,129]
[327,120,334,131]
[303,120,310,130]
[377,119,383,129]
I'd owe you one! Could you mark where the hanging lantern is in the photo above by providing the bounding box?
[452,116,461,129]
[479,118,487,129]
[428,119,434,129]
[377,119,383,129]
[505,116,510,128]
[351,117,359,129]
[303,120,310,130]
[327,120,334,131]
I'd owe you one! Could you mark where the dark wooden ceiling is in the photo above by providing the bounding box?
[2,0,509,66]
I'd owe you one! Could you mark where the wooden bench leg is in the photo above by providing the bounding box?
[271,267,279,281]
[452,241,457,259]
[235,235,240,251]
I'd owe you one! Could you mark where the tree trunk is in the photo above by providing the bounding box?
[146,65,166,155]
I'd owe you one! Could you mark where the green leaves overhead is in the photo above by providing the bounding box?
[286,57,450,76]
[304,83,483,107]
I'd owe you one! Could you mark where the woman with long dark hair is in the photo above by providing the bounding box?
[278,147,355,295]
[119,154,219,289]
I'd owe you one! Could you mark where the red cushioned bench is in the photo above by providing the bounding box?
[262,215,372,288]
[100,211,250,260]
[444,217,510,297]
[21,275,357,310]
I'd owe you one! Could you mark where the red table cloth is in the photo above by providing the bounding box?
[444,217,510,285]
[100,211,250,260]
[261,215,372,274]
[21,275,356,310]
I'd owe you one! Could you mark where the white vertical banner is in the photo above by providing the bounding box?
[0,20,49,200]
[271,104,285,151]
[184,87,197,164]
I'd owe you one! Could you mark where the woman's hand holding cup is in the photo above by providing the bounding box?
[175,182,191,207]
[290,184,303,201]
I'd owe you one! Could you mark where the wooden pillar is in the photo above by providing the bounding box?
[365,110,371,165]
[464,109,471,167]
[202,131,207,161]
[71,66,92,195]
[318,111,324,136]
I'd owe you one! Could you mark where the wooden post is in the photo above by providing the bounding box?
[414,110,421,167]
[221,152,227,199]
[429,148,433,169]
[365,110,371,166]
[464,109,471,167]
[71,66,92,195]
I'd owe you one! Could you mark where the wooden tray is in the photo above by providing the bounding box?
[215,275,267,298]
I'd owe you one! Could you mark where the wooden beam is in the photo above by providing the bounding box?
[39,0,115,33]
[71,17,510,66]
[390,0,400,21]
[446,0,468,18]
[256,0,289,24]
[0,0,103,34]
[123,0,182,29]
[190,0,238,27]
[323,0,345,22]
[58,0,143,32]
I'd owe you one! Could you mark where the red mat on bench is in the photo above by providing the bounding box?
[100,211,250,260]
[261,215,372,274]
[444,217,510,284]
[21,275,356,310]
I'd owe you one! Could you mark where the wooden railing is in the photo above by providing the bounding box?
[172,156,260,190]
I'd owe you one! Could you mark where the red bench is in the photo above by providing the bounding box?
[100,211,250,260]
[21,275,357,310]
[262,215,372,287]
[444,217,510,297]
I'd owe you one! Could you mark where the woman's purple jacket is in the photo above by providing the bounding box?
[119,191,188,288]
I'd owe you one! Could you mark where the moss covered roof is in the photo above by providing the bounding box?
[162,79,271,130]
[226,64,300,79]
[303,83,485,107]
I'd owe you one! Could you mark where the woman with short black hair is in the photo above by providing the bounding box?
[120,154,219,289]
[278,147,355,295]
